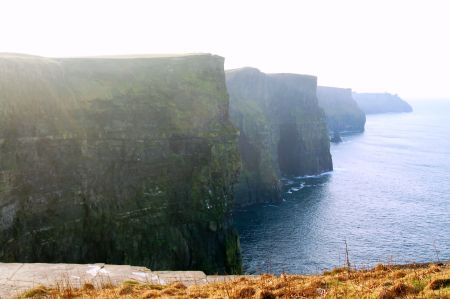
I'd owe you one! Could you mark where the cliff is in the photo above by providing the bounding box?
[226,68,333,207]
[352,92,413,114]
[317,86,366,133]
[0,53,242,274]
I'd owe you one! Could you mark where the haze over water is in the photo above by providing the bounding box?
[235,100,450,274]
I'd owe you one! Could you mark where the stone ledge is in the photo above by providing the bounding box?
[0,263,255,298]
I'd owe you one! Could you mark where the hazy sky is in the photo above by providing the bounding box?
[1,0,449,99]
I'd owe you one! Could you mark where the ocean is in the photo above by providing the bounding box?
[234,100,450,274]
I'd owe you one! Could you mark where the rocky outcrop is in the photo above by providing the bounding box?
[0,53,241,274]
[352,92,413,114]
[317,86,366,133]
[226,68,333,207]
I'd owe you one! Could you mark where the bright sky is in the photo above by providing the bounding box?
[1,0,449,99]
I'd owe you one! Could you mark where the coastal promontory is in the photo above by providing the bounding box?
[317,86,366,133]
[353,92,413,114]
[226,68,333,207]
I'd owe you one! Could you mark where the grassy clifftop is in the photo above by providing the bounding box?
[0,53,241,274]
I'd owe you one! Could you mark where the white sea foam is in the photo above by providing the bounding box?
[294,171,333,179]
[266,204,279,208]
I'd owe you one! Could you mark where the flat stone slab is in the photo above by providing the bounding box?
[0,263,252,298]
[0,263,23,282]
[0,263,154,298]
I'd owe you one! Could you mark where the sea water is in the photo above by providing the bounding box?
[234,100,450,274]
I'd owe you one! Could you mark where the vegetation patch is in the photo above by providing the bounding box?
[22,286,49,298]
[17,263,450,298]
[428,278,450,290]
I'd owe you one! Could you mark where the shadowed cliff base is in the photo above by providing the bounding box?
[226,67,333,207]
[0,53,241,274]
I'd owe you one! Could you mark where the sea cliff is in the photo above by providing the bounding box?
[0,53,241,274]
[352,92,413,114]
[317,86,366,133]
[226,68,333,207]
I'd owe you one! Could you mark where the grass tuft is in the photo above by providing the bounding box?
[22,286,49,298]
[82,283,95,290]
[258,289,276,299]
[428,278,450,290]
[118,285,134,295]
[238,286,256,298]
[123,280,141,286]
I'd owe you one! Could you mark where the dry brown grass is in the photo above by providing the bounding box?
[17,262,450,298]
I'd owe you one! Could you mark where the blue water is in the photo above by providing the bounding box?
[234,100,450,274]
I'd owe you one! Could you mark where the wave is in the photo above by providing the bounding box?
[294,171,333,179]
[265,204,279,208]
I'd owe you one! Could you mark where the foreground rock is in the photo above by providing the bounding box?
[317,86,366,133]
[0,262,249,298]
[0,263,150,298]
[0,53,241,274]
[353,92,413,114]
[226,68,333,207]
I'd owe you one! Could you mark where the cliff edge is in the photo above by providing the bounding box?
[0,53,241,274]
[317,86,366,133]
[226,68,333,207]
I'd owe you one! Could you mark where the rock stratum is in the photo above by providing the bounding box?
[352,92,413,114]
[226,68,333,207]
[0,53,241,274]
[317,86,366,133]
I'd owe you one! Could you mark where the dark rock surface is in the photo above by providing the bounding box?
[330,131,343,143]
[317,86,366,133]
[0,53,241,274]
[226,68,333,207]
[352,92,413,114]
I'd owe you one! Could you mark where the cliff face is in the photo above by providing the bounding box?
[317,86,366,133]
[0,54,241,274]
[226,68,333,207]
[352,92,413,114]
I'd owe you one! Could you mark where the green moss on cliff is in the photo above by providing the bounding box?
[0,53,241,274]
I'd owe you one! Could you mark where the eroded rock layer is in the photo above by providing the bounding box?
[226,68,333,207]
[0,53,241,274]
